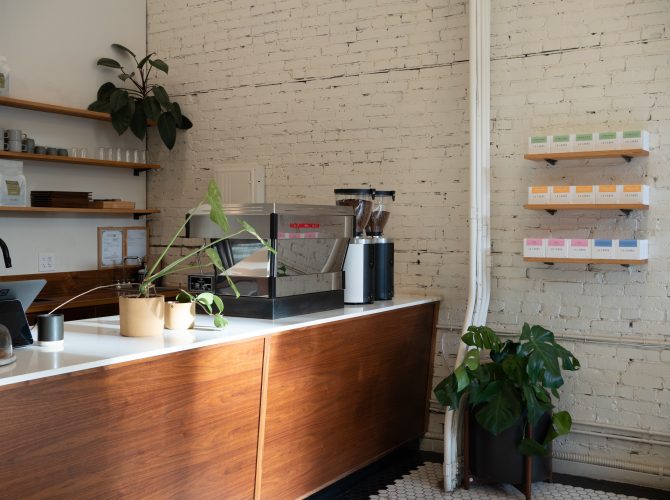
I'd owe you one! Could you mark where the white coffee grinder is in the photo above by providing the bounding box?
[366,190,395,300]
[335,188,376,304]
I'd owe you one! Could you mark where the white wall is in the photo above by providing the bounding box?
[0,0,147,275]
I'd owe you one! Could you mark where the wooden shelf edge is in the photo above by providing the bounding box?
[524,257,647,265]
[0,206,160,216]
[524,149,649,162]
[0,151,159,171]
[524,204,649,211]
[0,96,111,122]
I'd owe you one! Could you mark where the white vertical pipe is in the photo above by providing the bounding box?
[443,0,491,491]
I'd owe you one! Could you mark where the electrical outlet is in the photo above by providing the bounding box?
[38,253,56,272]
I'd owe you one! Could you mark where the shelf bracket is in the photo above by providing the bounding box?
[620,264,630,268]
[544,209,557,215]
[544,159,557,166]
[620,209,632,216]
[133,168,142,176]
[621,155,632,163]
[542,262,555,266]
[133,213,143,220]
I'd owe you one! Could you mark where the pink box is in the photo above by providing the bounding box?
[523,238,546,258]
[546,239,568,258]
[567,239,591,258]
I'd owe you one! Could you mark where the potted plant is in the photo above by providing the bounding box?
[88,43,192,149]
[434,323,580,485]
[164,290,226,330]
[119,180,271,337]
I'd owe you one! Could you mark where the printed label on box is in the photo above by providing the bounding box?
[574,185,595,204]
[596,131,619,150]
[568,239,591,258]
[596,185,619,204]
[551,185,573,204]
[616,239,648,260]
[546,238,568,258]
[528,186,549,205]
[592,239,615,259]
[621,130,650,151]
[528,135,552,154]
[574,133,595,151]
[551,134,573,153]
[621,184,649,205]
[523,238,546,258]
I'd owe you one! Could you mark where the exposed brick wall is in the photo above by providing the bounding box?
[147,0,670,482]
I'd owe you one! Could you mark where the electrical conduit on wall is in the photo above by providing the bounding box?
[443,0,491,491]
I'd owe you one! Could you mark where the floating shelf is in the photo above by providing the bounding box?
[0,206,159,219]
[0,151,159,174]
[0,96,111,121]
[524,257,647,266]
[524,203,648,215]
[524,149,649,165]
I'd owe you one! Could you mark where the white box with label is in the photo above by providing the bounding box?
[592,239,616,259]
[528,136,552,154]
[550,134,573,153]
[546,239,568,258]
[523,238,546,258]
[596,185,620,204]
[550,185,574,204]
[595,131,620,150]
[621,130,649,151]
[620,184,649,205]
[573,185,595,204]
[616,239,648,260]
[527,186,549,205]
[573,133,595,151]
[567,239,592,259]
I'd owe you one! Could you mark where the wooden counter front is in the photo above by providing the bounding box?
[0,338,265,499]
[258,302,438,499]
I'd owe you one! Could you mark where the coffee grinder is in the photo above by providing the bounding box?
[335,188,376,304]
[366,190,395,300]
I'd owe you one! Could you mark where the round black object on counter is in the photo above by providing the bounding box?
[37,314,64,342]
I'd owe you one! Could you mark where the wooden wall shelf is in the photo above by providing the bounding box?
[0,96,112,121]
[524,203,648,215]
[0,151,158,174]
[524,149,649,165]
[524,257,647,265]
[0,206,159,219]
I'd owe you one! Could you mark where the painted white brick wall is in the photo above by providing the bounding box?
[147,0,670,483]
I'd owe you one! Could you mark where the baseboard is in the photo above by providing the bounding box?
[553,458,670,491]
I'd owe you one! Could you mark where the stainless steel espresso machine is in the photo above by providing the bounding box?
[187,203,354,319]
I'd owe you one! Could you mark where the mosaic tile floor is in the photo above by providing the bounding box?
[369,462,649,499]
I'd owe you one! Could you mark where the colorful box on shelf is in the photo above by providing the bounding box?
[546,238,568,258]
[620,184,649,205]
[574,185,595,204]
[616,239,648,260]
[596,185,620,204]
[592,239,616,259]
[550,185,573,204]
[573,133,596,152]
[527,186,550,204]
[550,134,573,153]
[595,131,620,150]
[621,130,649,151]
[527,135,551,154]
[523,238,546,258]
[567,239,591,258]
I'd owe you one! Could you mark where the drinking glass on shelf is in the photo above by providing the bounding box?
[69,147,78,158]
[134,149,146,163]
[80,147,88,158]
[106,147,113,161]
[98,147,105,160]
[115,147,123,162]
[125,149,132,162]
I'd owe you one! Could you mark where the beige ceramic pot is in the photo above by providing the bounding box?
[164,301,196,330]
[119,296,165,337]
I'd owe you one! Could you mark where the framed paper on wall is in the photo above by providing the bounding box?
[98,227,148,269]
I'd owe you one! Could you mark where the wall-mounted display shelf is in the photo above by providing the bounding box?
[0,151,158,175]
[524,204,648,215]
[524,257,647,266]
[0,206,159,219]
[0,96,111,121]
[524,149,649,165]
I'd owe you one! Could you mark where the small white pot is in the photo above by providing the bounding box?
[164,301,196,330]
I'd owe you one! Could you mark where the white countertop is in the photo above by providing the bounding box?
[0,296,438,387]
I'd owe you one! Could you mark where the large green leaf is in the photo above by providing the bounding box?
[111,43,136,57]
[542,369,564,389]
[543,411,572,445]
[521,384,550,427]
[490,340,518,364]
[110,104,133,135]
[149,58,169,73]
[109,89,130,112]
[434,374,460,409]
[143,96,162,121]
[204,247,224,273]
[97,57,122,69]
[454,365,470,392]
[169,102,183,124]
[518,438,550,457]
[212,295,224,314]
[177,114,193,130]
[87,100,111,113]
[137,52,155,69]
[502,355,525,384]
[129,105,148,140]
[207,182,230,232]
[96,82,117,102]
[157,112,177,149]
[152,85,170,107]
[474,381,521,435]
[520,325,561,383]
[463,349,480,371]
[462,325,500,350]
[468,379,500,406]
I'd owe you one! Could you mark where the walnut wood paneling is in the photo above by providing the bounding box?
[0,339,265,499]
[259,303,437,499]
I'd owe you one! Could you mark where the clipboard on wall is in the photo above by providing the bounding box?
[98,227,148,269]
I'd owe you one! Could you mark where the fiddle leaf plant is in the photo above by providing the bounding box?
[88,43,192,149]
[434,323,580,456]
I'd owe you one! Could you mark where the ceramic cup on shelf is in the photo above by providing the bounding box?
[34,146,46,155]
[4,140,26,152]
[5,129,26,141]
[46,147,58,155]
[57,148,68,156]
[24,138,35,153]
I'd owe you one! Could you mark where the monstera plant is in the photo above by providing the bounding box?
[88,43,192,149]
[435,323,580,457]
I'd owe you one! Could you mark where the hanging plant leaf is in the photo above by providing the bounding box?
[87,100,111,113]
[110,105,133,135]
[157,112,177,149]
[149,58,169,74]
[109,89,130,112]
[169,102,183,124]
[142,96,162,121]
[97,57,122,69]
[518,438,550,457]
[111,43,136,57]
[177,114,193,130]
[137,52,155,69]
[152,85,170,108]
[129,105,148,140]
[96,82,117,102]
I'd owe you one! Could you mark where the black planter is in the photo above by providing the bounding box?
[468,409,552,485]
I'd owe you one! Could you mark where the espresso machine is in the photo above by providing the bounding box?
[366,190,395,300]
[335,188,376,304]
[186,203,354,319]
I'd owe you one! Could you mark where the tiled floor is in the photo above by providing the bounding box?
[370,462,648,499]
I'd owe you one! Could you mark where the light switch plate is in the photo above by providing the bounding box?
[38,253,56,272]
